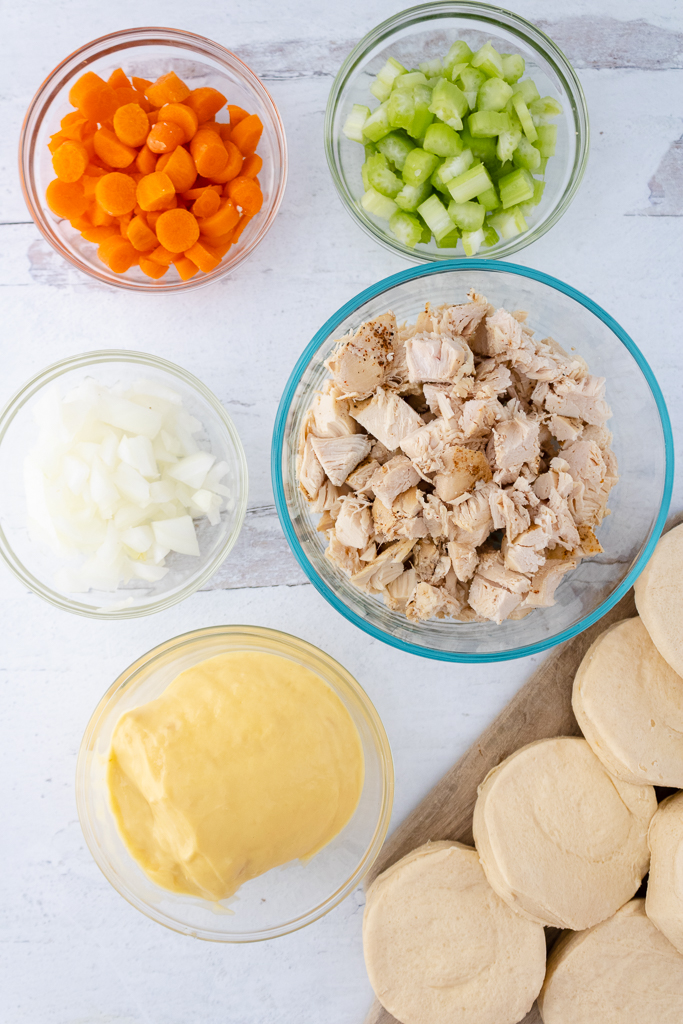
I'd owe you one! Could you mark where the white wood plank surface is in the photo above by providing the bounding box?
[0,2,681,1022]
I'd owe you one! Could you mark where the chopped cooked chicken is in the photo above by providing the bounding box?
[298,291,617,624]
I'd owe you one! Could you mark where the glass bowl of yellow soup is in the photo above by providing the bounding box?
[76,624,393,941]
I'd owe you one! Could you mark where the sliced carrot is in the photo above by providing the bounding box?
[68,72,118,123]
[147,120,185,154]
[69,213,92,231]
[108,68,132,90]
[61,117,97,143]
[82,173,104,197]
[173,256,199,280]
[139,256,167,279]
[145,71,190,107]
[230,113,263,156]
[158,102,199,143]
[48,133,67,155]
[198,121,221,135]
[147,109,160,127]
[132,76,151,93]
[217,122,232,142]
[46,179,89,219]
[197,197,240,237]
[135,145,157,174]
[114,87,138,109]
[228,104,249,127]
[95,172,138,216]
[157,145,196,193]
[136,171,176,212]
[185,87,227,123]
[226,175,263,215]
[118,211,133,237]
[155,208,200,252]
[126,214,158,250]
[61,111,83,129]
[182,184,222,202]
[98,235,138,273]
[93,127,137,168]
[192,188,221,219]
[148,244,175,265]
[52,141,89,182]
[81,224,120,243]
[113,103,149,148]
[232,213,253,244]
[209,141,243,184]
[190,128,228,178]
[91,202,115,227]
[241,154,263,178]
[184,238,221,272]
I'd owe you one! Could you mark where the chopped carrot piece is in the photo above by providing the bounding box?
[209,141,243,184]
[211,238,233,258]
[118,211,133,236]
[147,120,185,154]
[155,208,200,252]
[81,224,120,243]
[136,171,176,212]
[145,71,190,107]
[185,87,227,123]
[182,184,222,202]
[231,213,253,244]
[132,76,151,93]
[135,145,157,174]
[114,87,138,108]
[82,174,102,197]
[226,175,263,215]
[68,71,118,123]
[69,213,92,231]
[126,214,157,251]
[230,113,263,156]
[108,68,132,90]
[241,154,263,178]
[91,202,115,226]
[173,256,199,280]
[93,127,137,168]
[197,197,240,237]
[48,133,68,154]
[184,238,221,272]
[139,256,168,279]
[61,111,82,129]
[113,103,149,148]
[228,104,249,127]
[157,145,196,192]
[52,141,89,182]
[192,188,221,219]
[217,123,232,142]
[98,235,138,272]
[46,179,89,219]
[159,102,199,143]
[94,172,137,217]
[148,244,175,265]
[198,121,221,135]
[190,128,228,178]
[61,117,97,143]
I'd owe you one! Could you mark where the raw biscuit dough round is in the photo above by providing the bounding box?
[538,899,683,1024]
[363,841,546,1024]
[646,791,683,955]
[634,523,683,676]
[572,616,683,787]
[472,737,657,929]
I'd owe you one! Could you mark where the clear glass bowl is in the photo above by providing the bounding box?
[325,1,589,261]
[19,27,287,290]
[272,261,674,662]
[76,625,393,941]
[0,350,248,618]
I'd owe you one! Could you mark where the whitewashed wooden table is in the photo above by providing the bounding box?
[1,1,681,1021]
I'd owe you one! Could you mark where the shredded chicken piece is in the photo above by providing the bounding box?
[298,291,618,624]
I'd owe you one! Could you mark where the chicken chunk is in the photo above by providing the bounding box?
[311,381,357,437]
[351,388,424,451]
[400,418,451,475]
[325,535,363,576]
[333,496,372,550]
[434,446,492,502]
[310,434,372,487]
[406,333,473,384]
[406,582,462,622]
[521,554,578,608]
[384,567,418,612]
[325,313,396,397]
[544,374,611,426]
[489,487,531,542]
[346,457,380,495]
[562,439,614,527]
[370,455,420,509]
[298,437,326,501]
[350,538,416,592]
[446,540,478,582]
[491,413,540,477]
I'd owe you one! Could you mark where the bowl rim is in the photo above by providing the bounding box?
[75,623,395,941]
[0,348,249,618]
[324,0,590,263]
[271,259,674,663]
[18,25,288,292]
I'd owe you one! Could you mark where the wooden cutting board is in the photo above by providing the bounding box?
[362,586,639,1024]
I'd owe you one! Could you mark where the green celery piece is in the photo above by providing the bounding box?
[534,124,557,158]
[490,159,514,183]
[530,96,563,124]
[365,152,403,198]
[377,131,416,171]
[446,161,493,203]
[362,101,392,142]
[519,177,546,213]
[477,185,500,211]
[417,193,456,241]
[428,77,469,129]
[459,127,498,166]
[436,227,461,249]
[511,92,538,142]
[538,156,548,174]
[471,41,504,78]
[498,166,535,208]
[430,163,451,195]
[496,127,522,163]
[419,58,443,78]
[458,66,486,110]
[447,199,485,231]
[361,162,370,191]
[489,205,528,239]
[407,85,435,139]
[361,188,398,220]
[477,78,513,111]
[461,226,485,256]
[501,53,525,84]
[447,62,469,84]
[395,71,430,90]
[513,135,541,172]
[416,213,432,243]
[482,224,500,247]
[388,88,415,131]
[343,104,370,143]
[389,210,424,247]
[423,122,463,157]
[370,56,407,102]
[395,180,433,212]
[468,110,511,137]
[515,78,540,105]
[364,143,377,158]
[403,147,440,186]
[443,39,473,77]
[435,148,473,185]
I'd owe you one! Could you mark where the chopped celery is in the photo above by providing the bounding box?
[394,71,430,90]
[407,85,435,139]
[513,135,541,172]
[436,228,461,248]
[428,77,469,131]
[490,159,514,182]
[419,58,443,78]
[388,88,415,131]
[446,161,493,203]
[376,131,416,171]
[417,194,456,241]
[501,53,525,84]
[443,40,473,77]
[447,199,485,231]
[395,180,433,212]
[447,63,470,85]
[364,143,377,158]
[529,96,563,123]
[482,224,500,247]
[461,226,485,256]
[471,42,504,78]
[519,178,545,214]
[403,147,440,185]
[459,127,498,166]
[361,188,398,220]
[539,157,548,174]
[361,162,370,191]
[511,92,538,142]
[423,122,463,157]
[430,164,451,195]
[477,185,500,211]
[477,78,513,111]
[416,214,432,243]
[389,210,424,247]
[458,66,486,109]
[435,148,473,185]
[534,124,557,158]
[343,104,370,143]
[365,152,403,197]
[489,205,528,239]
[515,78,540,106]
[468,110,511,137]
[362,100,392,142]
[498,167,535,208]
[370,57,407,102]
[496,127,522,163]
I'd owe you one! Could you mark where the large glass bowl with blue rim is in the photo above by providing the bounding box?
[272,261,673,663]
